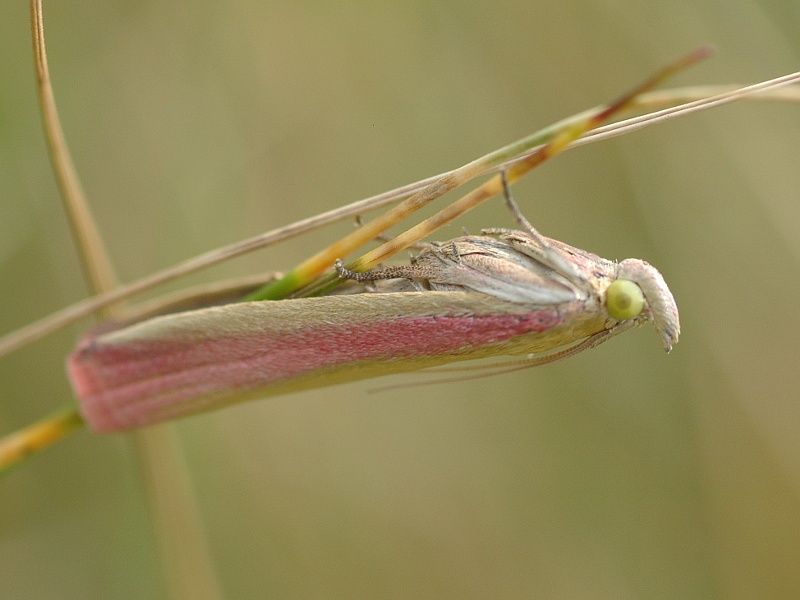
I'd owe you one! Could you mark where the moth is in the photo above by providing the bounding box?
[68,204,679,432]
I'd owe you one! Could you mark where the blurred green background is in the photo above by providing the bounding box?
[2,1,800,598]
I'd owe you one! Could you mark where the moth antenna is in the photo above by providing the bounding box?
[334,259,436,282]
[371,325,633,392]
[370,363,536,392]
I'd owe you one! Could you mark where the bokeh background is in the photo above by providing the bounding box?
[2,2,799,598]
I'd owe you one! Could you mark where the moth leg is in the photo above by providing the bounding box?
[500,170,541,239]
[492,171,589,286]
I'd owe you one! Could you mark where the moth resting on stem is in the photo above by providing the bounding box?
[68,175,679,432]
[66,43,698,431]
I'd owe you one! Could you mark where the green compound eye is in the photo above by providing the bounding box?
[606,279,645,320]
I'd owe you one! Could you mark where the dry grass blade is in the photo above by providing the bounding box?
[29,0,118,302]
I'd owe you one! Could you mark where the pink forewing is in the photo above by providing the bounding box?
[69,292,583,432]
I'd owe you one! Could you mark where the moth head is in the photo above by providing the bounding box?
[609,259,680,353]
